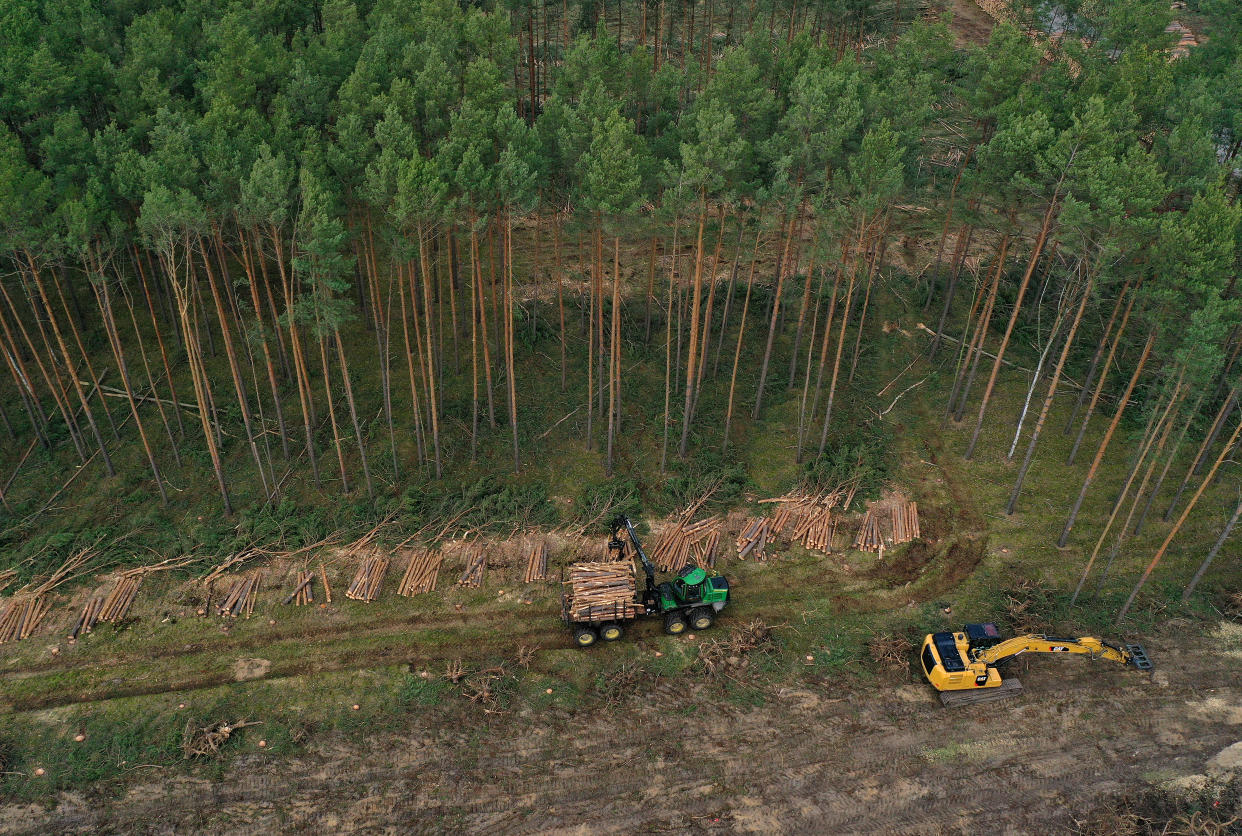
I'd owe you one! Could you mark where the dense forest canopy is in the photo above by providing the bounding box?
[0,0,1240,619]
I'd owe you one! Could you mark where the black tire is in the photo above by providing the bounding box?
[689,607,715,631]
[573,626,598,647]
[599,623,624,642]
[664,613,687,635]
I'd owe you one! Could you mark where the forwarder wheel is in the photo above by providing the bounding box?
[664,614,687,635]
[599,623,624,642]
[573,626,599,647]
[689,607,715,631]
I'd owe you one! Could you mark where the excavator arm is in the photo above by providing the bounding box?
[921,623,1152,706]
[973,635,1134,667]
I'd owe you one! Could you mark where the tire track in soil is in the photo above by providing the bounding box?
[12,634,1242,836]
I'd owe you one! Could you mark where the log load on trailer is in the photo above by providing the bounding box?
[921,622,1153,706]
[562,515,731,646]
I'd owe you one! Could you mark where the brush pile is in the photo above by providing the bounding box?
[457,544,487,588]
[652,517,721,571]
[868,633,914,671]
[565,561,642,622]
[0,595,50,643]
[397,550,444,596]
[346,554,389,602]
[181,719,262,760]
[217,571,264,617]
[523,540,549,582]
[697,619,776,678]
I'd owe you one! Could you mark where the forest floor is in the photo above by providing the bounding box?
[2,623,1240,834]
[2,359,1241,832]
[946,0,996,46]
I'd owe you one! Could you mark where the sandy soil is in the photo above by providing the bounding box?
[4,625,1239,835]
[945,0,996,46]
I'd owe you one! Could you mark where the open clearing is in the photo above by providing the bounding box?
[3,624,1240,834]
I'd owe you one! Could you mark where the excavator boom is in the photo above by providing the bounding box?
[921,622,1152,707]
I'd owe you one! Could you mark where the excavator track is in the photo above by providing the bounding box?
[939,677,1023,707]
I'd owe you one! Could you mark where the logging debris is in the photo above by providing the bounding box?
[565,561,642,622]
[182,719,262,760]
[397,550,444,596]
[0,569,16,593]
[346,554,389,602]
[523,540,549,583]
[457,544,487,588]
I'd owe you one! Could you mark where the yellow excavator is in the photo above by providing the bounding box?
[920,622,1153,706]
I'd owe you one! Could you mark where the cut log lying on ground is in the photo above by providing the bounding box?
[70,594,105,639]
[283,571,314,606]
[319,562,332,603]
[0,569,16,593]
[346,555,389,602]
[0,595,50,643]
[855,508,884,554]
[217,571,264,617]
[458,544,487,588]
[565,561,642,621]
[99,570,145,623]
[524,540,549,583]
[653,516,720,571]
[736,517,770,560]
[398,550,444,596]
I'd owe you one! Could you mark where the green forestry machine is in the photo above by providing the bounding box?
[562,515,731,646]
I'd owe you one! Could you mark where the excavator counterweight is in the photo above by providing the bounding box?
[921,622,1152,707]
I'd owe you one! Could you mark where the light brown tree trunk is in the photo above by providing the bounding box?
[964,200,1059,460]
[201,238,272,500]
[1058,330,1155,549]
[238,225,290,460]
[606,235,621,475]
[1068,288,1138,465]
[1007,276,1091,513]
[505,212,520,472]
[26,252,114,476]
[817,215,866,456]
[398,260,427,467]
[753,213,795,420]
[680,198,708,457]
[417,225,443,478]
[89,252,167,505]
[1064,280,1130,434]
[334,328,372,498]
[272,226,320,487]
[1117,409,1242,622]
[723,230,762,453]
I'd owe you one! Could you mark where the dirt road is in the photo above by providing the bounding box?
[5,624,1239,834]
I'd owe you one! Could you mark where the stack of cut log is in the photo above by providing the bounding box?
[892,501,920,543]
[736,518,770,560]
[523,541,548,583]
[692,529,720,569]
[397,550,444,596]
[652,517,719,572]
[0,595,50,643]
[791,504,836,553]
[98,571,144,623]
[283,571,315,606]
[346,555,389,602]
[855,508,884,554]
[770,506,794,538]
[70,594,105,639]
[458,544,487,588]
[217,571,263,617]
[565,562,642,622]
